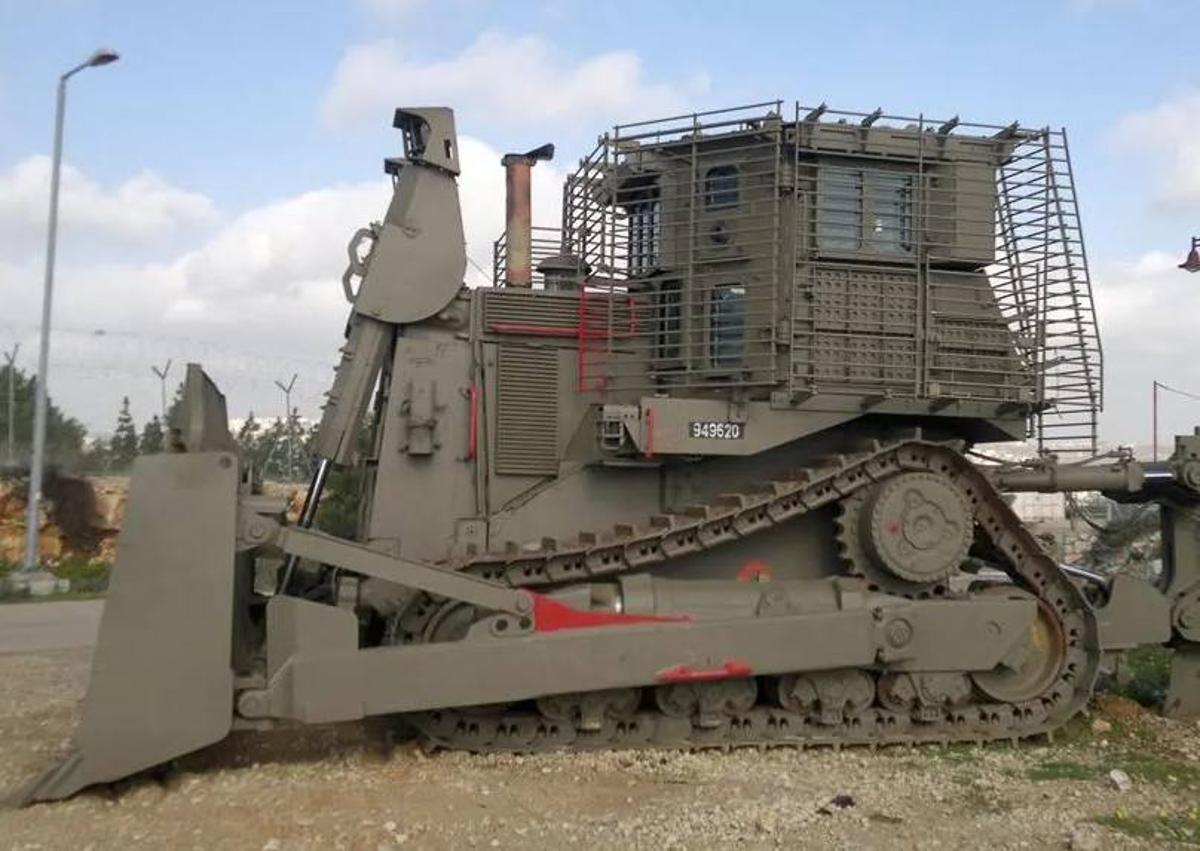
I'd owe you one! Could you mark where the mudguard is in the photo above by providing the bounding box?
[16,450,239,803]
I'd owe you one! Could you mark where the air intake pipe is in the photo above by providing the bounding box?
[502,144,554,287]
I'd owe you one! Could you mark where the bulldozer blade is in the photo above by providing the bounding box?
[14,451,240,804]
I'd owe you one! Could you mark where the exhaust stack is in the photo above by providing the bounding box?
[502,144,554,287]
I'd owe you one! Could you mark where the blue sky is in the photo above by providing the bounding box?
[1,0,1198,444]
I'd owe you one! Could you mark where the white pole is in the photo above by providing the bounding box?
[152,359,172,422]
[275,374,297,481]
[23,50,119,573]
[23,78,69,572]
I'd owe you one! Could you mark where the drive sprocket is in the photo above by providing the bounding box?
[836,471,974,596]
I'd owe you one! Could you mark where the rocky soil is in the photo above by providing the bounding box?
[2,648,1199,849]
[0,476,305,568]
[0,476,127,565]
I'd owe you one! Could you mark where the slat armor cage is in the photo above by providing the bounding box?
[492,102,1103,455]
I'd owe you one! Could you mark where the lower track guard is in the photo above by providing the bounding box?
[15,452,240,804]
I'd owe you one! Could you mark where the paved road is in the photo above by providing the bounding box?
[0,600,103,653]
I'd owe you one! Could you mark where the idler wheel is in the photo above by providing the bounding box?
[862,472,973,585]
[971,586,1067,704]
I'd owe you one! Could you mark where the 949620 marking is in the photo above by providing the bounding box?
[689,421,745,440]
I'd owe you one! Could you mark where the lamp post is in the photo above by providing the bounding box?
[1180,236,1200,274]
[22,48,120,577]
[1154,380,1162,462]
[1152,380,1200,461]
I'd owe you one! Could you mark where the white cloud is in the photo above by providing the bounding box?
[0,156,217,252]
[321,32,709,130]
[177,182,385,300]
[173,134,562,304]
[1091,249,1200,444]
[1113,91,1200,209]
[0,135,562,430]
[356,0,423,20]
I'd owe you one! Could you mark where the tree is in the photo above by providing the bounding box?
[315,412,372,539]
[138,415,165,455]
[235,412,263,466]
[165,381,185,432]
[109,397,139,470]
[257,416,289,480]
[80,436,111,473]
[0,363,87,468]
[277,407,309,482]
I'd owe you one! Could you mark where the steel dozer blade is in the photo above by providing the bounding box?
[15,450,240,804]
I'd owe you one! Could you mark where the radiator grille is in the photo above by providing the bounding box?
[495,346,559,476]
[483,289,580,333]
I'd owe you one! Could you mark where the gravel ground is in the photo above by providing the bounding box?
[1,648,1199,850]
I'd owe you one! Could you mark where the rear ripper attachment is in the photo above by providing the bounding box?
[16,102,1200,804]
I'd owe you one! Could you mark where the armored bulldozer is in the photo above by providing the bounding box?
[18,102,1200,804]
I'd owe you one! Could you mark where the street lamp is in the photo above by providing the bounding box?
[1181,236,1200,274]
[22,48,120,577]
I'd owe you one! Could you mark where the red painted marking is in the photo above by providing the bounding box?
[644,405,655,459]
[576,288,589,391]
[574,288,640,392]
[531,593,691,633]
[466,383,479,460]
[737,560,772,582]
[655,660,753,684]
[885,521,901,535]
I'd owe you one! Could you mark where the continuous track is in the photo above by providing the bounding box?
[404,436,1101,752]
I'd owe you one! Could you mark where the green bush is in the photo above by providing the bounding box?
[1113,645,1173,708]
[50,558,112,594]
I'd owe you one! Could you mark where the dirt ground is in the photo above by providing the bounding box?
[2,647,1199,850]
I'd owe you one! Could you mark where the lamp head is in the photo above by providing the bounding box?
[1181,238,1200,274]
[85,48,120,68]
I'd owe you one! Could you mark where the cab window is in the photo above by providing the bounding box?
[705,165,739,209]
[710,284,746,367]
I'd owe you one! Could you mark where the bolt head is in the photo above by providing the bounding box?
[885,618,914,648]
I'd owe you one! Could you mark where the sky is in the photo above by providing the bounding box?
[0,0,1198,448]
